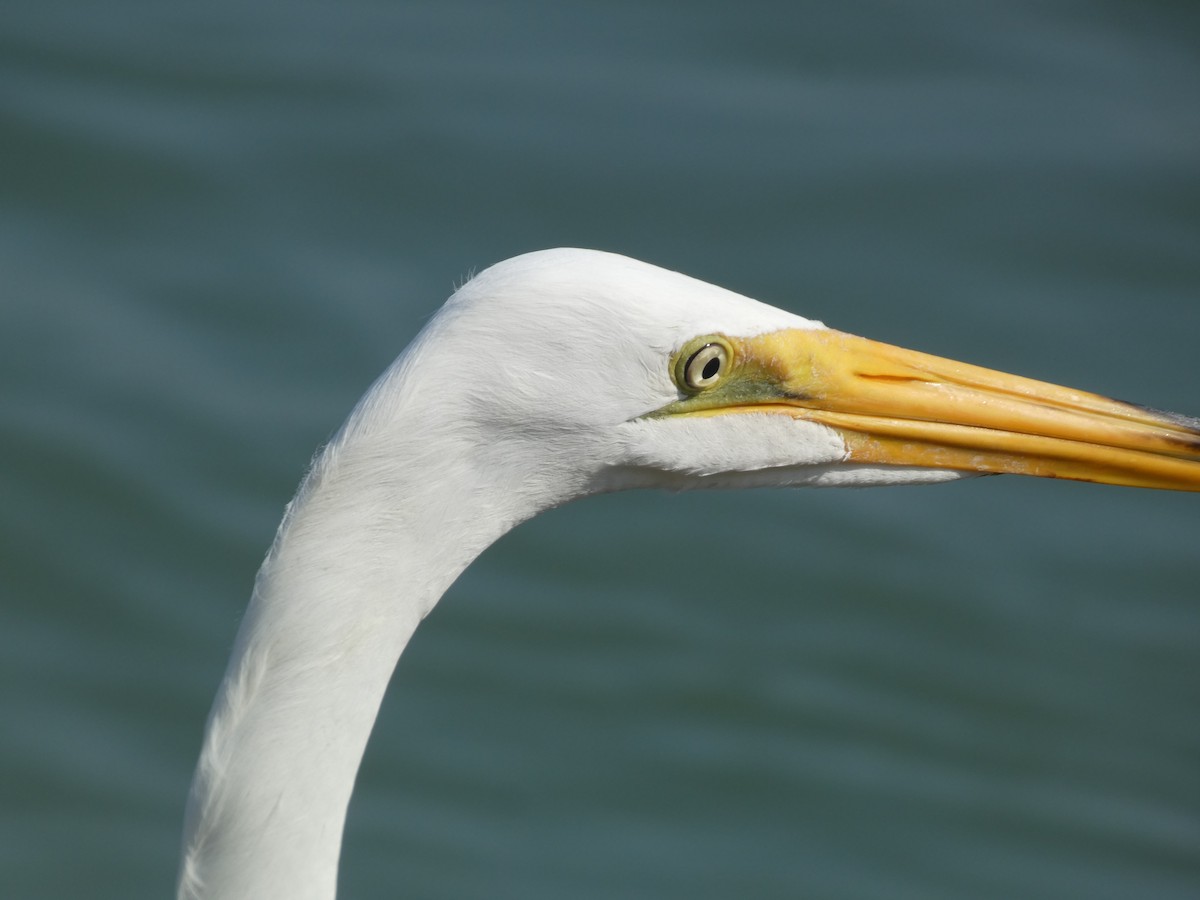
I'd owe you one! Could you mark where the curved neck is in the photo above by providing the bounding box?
[177,418,541,899]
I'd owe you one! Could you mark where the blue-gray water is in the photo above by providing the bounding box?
[2,2,1198,897]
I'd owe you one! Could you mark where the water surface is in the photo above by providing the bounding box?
[2,2,1198,897]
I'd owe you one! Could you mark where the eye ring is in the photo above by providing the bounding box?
[682,341,729,391]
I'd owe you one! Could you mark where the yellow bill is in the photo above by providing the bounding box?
[670,328,1200,491]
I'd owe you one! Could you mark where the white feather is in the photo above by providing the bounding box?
[178,249,964,899]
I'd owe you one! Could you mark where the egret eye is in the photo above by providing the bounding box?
[683,342,728,390]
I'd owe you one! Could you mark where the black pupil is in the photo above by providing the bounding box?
[701,356,720,380]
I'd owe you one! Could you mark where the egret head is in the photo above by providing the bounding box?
[352,248,1200,508]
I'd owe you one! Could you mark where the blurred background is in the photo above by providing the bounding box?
[2,1,1198,897]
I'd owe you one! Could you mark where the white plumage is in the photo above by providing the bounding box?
[178,249,1200,899]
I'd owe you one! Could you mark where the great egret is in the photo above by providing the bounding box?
[178,248,1200,900]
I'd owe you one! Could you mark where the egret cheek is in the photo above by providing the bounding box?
[616,413,848,477]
